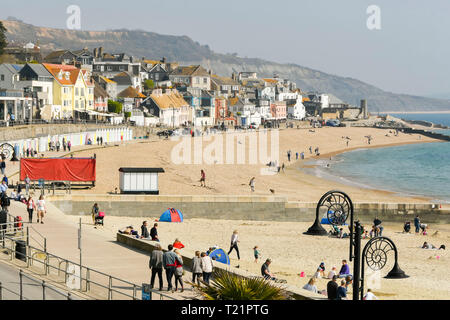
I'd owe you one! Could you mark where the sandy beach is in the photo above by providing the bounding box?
[39,126,440,203]
[72,213,450,300]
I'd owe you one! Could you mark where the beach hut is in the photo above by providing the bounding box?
[209,248,230,265]
[159,208,183,222]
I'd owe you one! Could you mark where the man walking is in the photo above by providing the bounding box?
[163,244,182,292]
[227,230,240,260]
[149,244,164,290]
[249,177,255,192]
[414,215,420,234]
[0,156,5,175]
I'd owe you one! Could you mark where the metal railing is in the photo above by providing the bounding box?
[0,269,74,300]
[0,228,175,300]
[0,119,129,127]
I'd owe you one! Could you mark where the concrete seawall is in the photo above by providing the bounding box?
[48,194,450,224]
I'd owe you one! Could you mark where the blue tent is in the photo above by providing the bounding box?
[159,208,184,222]
[321,210,348,225]
[208,248,230,265]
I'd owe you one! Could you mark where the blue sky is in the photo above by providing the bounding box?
[1,0,449,97]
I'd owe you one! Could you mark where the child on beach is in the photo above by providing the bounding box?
[254,246,260,263]
[318,262,326,277]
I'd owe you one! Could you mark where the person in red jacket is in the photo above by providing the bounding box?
[173,238,185,249]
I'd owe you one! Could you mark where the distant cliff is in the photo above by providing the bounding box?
[4,19,450,112]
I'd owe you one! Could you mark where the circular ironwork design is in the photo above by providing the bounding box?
[0,143,14,161]
[317,191,352,226]
[364,237,394,271]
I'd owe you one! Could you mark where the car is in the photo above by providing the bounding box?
[156,130,174,137]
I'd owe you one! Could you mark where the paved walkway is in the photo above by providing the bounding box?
[7,199,198,300]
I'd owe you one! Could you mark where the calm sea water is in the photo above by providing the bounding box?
[313,113,450,202]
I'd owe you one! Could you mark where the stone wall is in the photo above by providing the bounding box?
[48,194,450,224]
[0,123,150,143]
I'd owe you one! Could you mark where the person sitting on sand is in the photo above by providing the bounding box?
[420,223,428,235]
[422,242,435,249]
[327,266,337,279]
[303,277,318,293]
[345,275,353,289]
[313,268,323,279]
[317,262,326,277]
[337,280,348,300]
[150,223,159,242]
[173,238,185,249]
[261,258,276,280]
[403,221,411,233]
[338,260,352,278]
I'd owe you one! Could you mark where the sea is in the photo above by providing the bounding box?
[304,113,450,203]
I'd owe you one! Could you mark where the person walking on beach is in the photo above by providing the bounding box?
[414,215,421,234]
[63,138,67,152]
[67,141,71,152]
[287,150,291,162]
[191,251,203,286]
[200,169,206,187]
[26,196,36,223]
[249,177,255,192]
[56,140,60,152]
[296,152,299,160]
[309,146,312,154]
[149,243,164,290]
[227,230,240,260]
[163,244,181,292]
[201,252,213,284]
[36,195,46,224]
[150,223,159,241]
[173,249,184,292]
[327,275,339,300]
[301,152,305,160]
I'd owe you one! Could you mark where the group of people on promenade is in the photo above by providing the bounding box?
[48,138,72,153]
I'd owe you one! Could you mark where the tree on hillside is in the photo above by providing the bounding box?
[0,21,8,55]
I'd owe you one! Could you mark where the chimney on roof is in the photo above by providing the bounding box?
[161,57,166,63]
[99,47,104,58]
[93,48,98,58]
[208,69,212,75]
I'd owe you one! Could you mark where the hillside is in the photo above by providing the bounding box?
[3,19,450,112]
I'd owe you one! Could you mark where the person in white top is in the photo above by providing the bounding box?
[36,195,46,224]
[200,252,213,284]
[363,289,379,300]
[227,230,240,260]
[327,266,337,279]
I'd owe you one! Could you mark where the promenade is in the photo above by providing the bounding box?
[5,199,198,300]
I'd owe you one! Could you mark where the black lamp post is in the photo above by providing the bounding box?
[305,190,353,236]
[307,190,408,300]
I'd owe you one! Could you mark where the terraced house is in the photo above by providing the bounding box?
[42,63,95,119]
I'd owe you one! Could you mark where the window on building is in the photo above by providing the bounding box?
[1,75,5,81]
[75,88,79,96]
[81,88,85,96]
[75,100,79,108]
[203,78,207,84]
